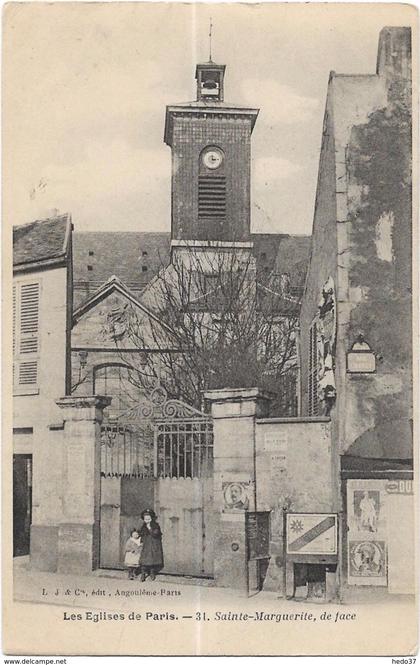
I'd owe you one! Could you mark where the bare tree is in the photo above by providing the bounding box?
[112,243,300,415]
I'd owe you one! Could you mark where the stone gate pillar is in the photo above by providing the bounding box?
[56,395,111,574]
[204,388,271,592]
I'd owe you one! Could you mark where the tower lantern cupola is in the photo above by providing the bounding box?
[195,63,226,102]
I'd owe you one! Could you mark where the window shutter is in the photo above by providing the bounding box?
[308,322,318,416]
[13,284,16,356]
[19,282,39,355]
[18,361,38,385]
[14,281,40,389]
[13,284,16,385]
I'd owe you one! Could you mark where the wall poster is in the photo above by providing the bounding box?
[346,479,388,586]
[222,481,251,511]
[286,513,338,555]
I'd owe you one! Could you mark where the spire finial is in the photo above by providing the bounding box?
[209,17,213,62]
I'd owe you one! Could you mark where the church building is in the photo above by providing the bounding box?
[70,58,309,419]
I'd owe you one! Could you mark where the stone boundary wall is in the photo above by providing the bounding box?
[255,417,334,594]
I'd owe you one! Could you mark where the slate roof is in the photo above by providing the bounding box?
[13,214,72,271]
[167,233,311,317]
[271,234,312,291]
[186,281,301,317]
[72,231,172,308]
[252,233,290,281]
[73,231,311,311]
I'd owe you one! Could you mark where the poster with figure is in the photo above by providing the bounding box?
[347,479,387,536]
[347,480,389,586]
[222,481,251,511]
[354,490,380,533]
[349,541,387,580]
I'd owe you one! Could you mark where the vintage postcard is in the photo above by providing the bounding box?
[3,1,418,657]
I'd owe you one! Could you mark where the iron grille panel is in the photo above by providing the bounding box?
[100,424,154,478]
[101,419,213,479]
[155,419,213,479]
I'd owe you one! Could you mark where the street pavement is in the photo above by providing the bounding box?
[13,556,286,614]
[13,556,412,613]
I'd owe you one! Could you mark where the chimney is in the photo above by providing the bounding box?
[377,27,411,82]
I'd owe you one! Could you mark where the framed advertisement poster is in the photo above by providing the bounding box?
[346,480,388,586]
[286,513,338,555]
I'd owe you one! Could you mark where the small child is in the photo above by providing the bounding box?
[124,529,142,580]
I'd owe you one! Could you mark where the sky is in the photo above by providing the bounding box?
[4,2,415,236]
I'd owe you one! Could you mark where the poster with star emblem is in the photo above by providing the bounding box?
[286,513,338,555]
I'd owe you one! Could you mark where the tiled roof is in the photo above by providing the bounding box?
[251,233,288,280]
[72,231,311,311]
[257,234,311,315]
[13,214,71,269]
[183,233,311,316]
[272,235,312,287]
[73,231,172,308]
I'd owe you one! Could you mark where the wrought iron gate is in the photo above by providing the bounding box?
[99,384,214,576]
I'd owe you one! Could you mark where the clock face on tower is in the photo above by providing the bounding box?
[202,147,224,170]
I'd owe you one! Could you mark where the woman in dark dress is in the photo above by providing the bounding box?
[139,509,164,581]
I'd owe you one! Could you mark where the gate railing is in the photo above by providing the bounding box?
[100,418,213,479]
[100,423,154,477]
[155,418,213,479]
[100,384,213,479]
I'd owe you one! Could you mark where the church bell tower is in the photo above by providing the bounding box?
[164,60,259,242]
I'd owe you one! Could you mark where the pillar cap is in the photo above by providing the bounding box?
[204,387,273,403]
[56,395,112,411]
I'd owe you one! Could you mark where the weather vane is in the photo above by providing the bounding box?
[209,17,213,62]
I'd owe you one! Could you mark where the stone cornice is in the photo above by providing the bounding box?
[164,104,259,146]
[204,387,273,419]
[204,387,273,402]
[56,395,112,421]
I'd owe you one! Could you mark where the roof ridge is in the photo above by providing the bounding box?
[13,213,70,230]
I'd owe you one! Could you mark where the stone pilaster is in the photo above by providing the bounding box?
[55,395,111,574]
[204,388,271,592]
